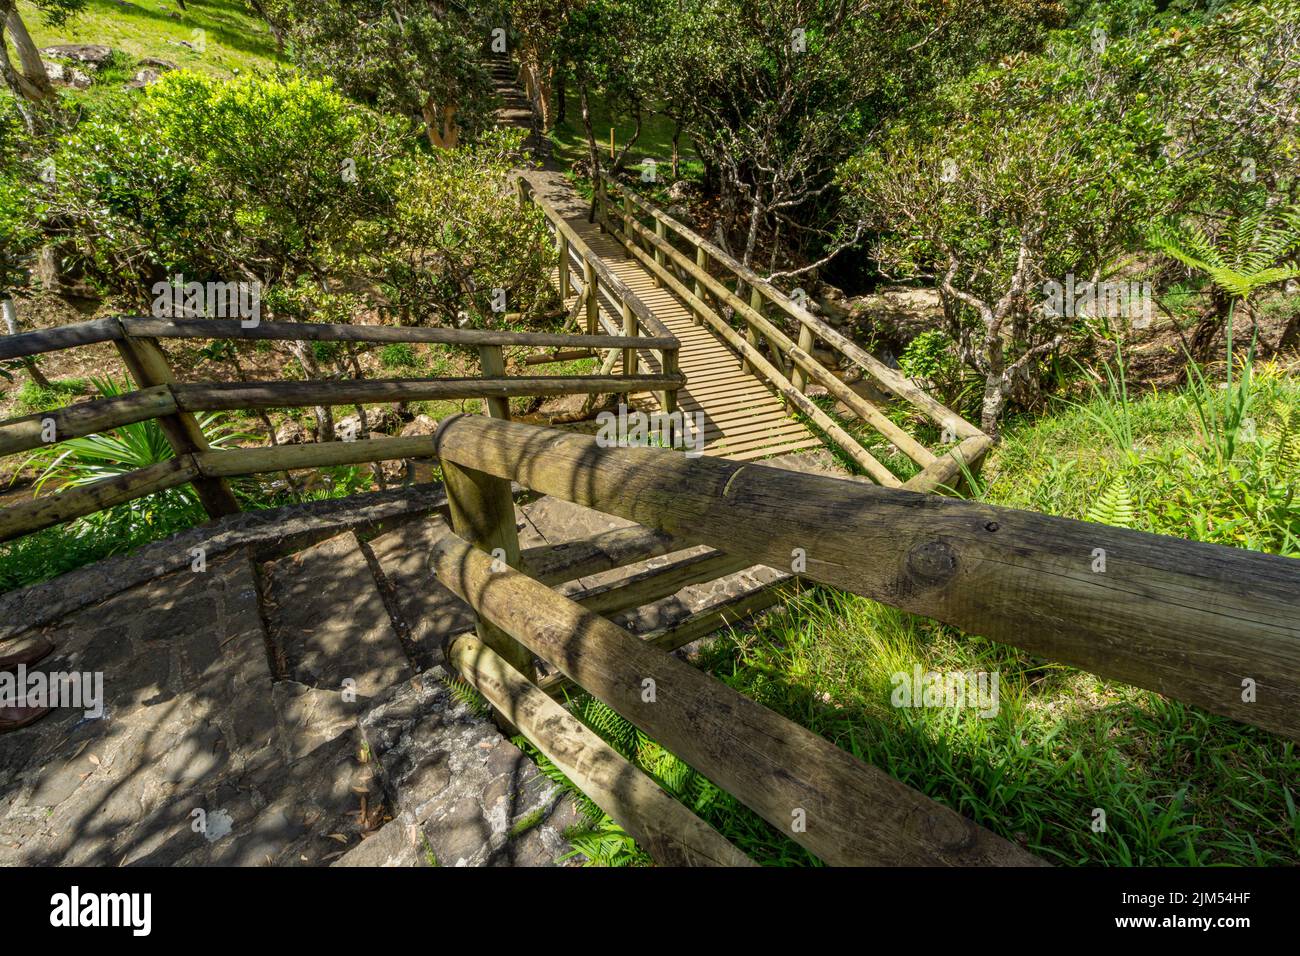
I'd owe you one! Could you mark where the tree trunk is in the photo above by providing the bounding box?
[422,96,459,149]
[2,295,51,388]
[671,119,681,180]
[286,340,335,442]
[2,5,55,105]
[579,84,602,224]
[555,70,566,123]
[979,350,1006,439]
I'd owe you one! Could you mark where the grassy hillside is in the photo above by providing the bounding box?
[17,0,284,97]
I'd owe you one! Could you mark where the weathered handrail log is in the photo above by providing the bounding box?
[169,373,684,412]
[0,315,678,360]
[433,414,1300,741]
[120,317,679,351]
[447,632,756,867]
[0,385,178,458]
[0,316,122,361]
[428,523,1040,866]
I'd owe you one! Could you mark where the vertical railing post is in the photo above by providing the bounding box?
[114,322,241,518]
[792,320,815,394]
[623,189,633,259]
[583,259,599,334]
[557,232,571,300]
[660,347,680,448]
[653,217,666,288]
[621,300,638,377]
[741,284,760,376]
[441,456,536,690]
[444,344,535,701]
[693,245,707,327]
[478,344,510,421]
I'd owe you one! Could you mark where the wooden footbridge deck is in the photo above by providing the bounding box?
[524,172,819,461]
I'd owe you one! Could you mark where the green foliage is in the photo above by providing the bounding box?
[261,0,498,146]
[12,376,85,414]
[379,128,555,329]
[0,97,46,298]
[1150,199,1300,302]
[840,27,1175,430]
[24,377,249,535]
[897,329,979,415]
[378,342,418,370]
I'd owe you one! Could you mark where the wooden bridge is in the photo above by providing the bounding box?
[518,172,991,487]
[0,187,1298,867]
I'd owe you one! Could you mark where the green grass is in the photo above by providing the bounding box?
[548,93,702,186]
[17,0,285,108]
[9,376,88,415]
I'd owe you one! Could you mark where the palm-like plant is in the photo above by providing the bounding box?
[26,377,249,536]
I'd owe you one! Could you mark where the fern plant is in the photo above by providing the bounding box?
[1149,199,1300,467]
[1086,476,1137,529]
[25,376,250,537]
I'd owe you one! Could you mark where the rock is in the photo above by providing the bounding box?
[127,69,165,89]
[398,414,437,438]
[829,285,944,348]
[39,44,114,70]
[666,204,694,226]
[137,57,178,71]
[41,60,92,90]
[359,672,584,866]
[275,419,310,445]
[667,180,695,202]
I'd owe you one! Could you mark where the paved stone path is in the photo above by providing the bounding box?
[0,484,788,866]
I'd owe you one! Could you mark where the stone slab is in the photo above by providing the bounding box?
[262,532,412,699]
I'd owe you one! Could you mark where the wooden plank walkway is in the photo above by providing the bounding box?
[525,171,821,462]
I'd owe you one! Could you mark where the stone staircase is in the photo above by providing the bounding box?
[0,483,789,867]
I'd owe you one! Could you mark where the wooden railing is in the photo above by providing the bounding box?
[429,412,1300,866]
[0,315,682,543]
[596,171,990,491]
[516,176,680,419]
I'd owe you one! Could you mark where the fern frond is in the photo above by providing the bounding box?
[1086,476,1136,528]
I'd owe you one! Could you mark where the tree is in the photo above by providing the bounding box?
[0,0,85,132]
[656,0,1064,275]
[258,0,500,149]
[840,32,1174,434]
[380,129,553,329]
[49,72,408,440]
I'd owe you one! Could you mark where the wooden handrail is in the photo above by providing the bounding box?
[168,373,683,411]
[447,630,756,867]
[0,315,678,360]
[518,177,676,343]
[432,413,1300,742]
[428,520,1041,866]
[0,386,178,458]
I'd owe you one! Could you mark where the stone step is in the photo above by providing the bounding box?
[261,531,412,700]
[358,671,585,867]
